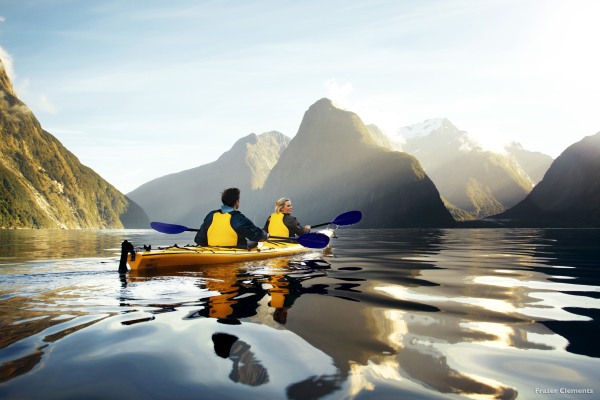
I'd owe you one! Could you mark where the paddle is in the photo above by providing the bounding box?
[150,222,196,234]
[150,222,330,249]
[310,210,362,229]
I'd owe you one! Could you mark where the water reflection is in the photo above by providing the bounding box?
[0,345,46,384]
[130,262,332,325]
[124,259,352,398]
[0,229,125,263]
[328,229,599,398]
[534,229,600,358]
[1,228,599,399]
[212,333,269,386]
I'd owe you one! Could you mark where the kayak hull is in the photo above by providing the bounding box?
[126,240,322,270]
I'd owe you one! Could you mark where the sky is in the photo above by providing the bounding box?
[1,0,599,193]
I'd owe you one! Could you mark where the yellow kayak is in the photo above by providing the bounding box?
[126,241,308,270]
[119,230,334,270]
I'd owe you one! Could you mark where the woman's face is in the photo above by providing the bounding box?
[281,200,293,214]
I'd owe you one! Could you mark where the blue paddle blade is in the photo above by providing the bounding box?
[331,210,362,226]
[295,232,330,249]
[150,221,191,234]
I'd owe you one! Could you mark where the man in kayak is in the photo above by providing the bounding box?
[195,188,268,247]
[263,197,311,238]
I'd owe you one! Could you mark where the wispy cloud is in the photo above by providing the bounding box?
[4,0,599,191]
[324,79,353,109]
[0,92,32,123]
[38,94,57,114]
[0,46,15,80]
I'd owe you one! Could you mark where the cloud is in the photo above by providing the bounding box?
[324,79,353,108]
[0,46,56,116]
[0,46,16,81]
[38,94,58,114]
[0,16,5,23]
[0,92,32,123]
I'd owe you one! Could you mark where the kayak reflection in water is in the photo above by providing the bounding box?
[268,274,304,324]
[212,333,269,386]
[264,197,311,238]
[186,264,328,325]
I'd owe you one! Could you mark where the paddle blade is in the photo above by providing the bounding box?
[150,221,191,234]
[331,210,362,226]
[295,232,330,249]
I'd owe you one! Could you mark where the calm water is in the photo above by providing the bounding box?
[0,228,599,399]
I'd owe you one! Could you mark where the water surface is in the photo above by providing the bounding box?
[0,228,599,399]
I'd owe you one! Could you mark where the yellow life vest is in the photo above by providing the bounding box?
[267,212,290,237]
[268,275,289,308]
[207,212,238,246]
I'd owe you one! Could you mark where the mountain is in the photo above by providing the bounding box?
[365,124,401,151]
[397,118,449,142]
[395,119,535,220]
[127,131,290,226]
[250,99,456,228]
[493,132,600,227]
[504,142,553,184]
[0,59,149,229]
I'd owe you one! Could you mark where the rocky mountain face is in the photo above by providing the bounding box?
[127,131,290,226]
[394,118,538,220]
[504,142,554,184]
[249,99,456,228]
[3,50,592,230]
[493,132,600,227]
[366,124,401,151]
[0,59,149,229]
[129,99,455,229]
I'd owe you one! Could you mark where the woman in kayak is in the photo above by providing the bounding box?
[264,197,311,238]
[195,188,268,247]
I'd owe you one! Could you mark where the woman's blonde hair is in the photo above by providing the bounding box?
[275,197,291,213]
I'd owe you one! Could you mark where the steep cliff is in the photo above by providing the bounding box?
[504,142,554,184]
[494,132,600,227]
[253,99,456,228]
[127,131,290,225]
[397,119,536,220]
[0,58,149,228]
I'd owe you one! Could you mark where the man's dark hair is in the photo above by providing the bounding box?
[221,188,240,207]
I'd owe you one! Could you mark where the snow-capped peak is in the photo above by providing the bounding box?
[396,118,450,140]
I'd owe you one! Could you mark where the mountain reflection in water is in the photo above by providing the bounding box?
[0,228,599,399]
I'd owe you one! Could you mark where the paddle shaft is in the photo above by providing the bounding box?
[155,227,303,240]
[310,210,362,229]
[310,222,333,229]
[150,221,329,248]
[163,230,309,242]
